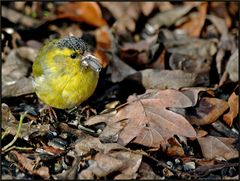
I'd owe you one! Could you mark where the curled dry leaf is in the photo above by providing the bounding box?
[223,91,239,127]
[86,89,196,148]
[198,136,238,160]
[10,150,50,179]
[187,97,229,126]
[126,69,197,90]
[57,2,107,27]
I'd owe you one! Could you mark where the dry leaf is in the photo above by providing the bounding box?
[150,49,166,69]
[181,87,215,106]
[156,2,173,12]
[57,2,107,27]
[53,156,80,180]
[108,55,136,83]
[112,3,141,35]
[2,103,50,140]
[15,46,39,63]
[99,2,130,20]
[177,2,208,37]
[138,162,162,179]
[119,35,157,67]
[2,49,32,85]
[165,137,185,157]
[198,136,238,160]
[223,91,239,127]
[10,150,50,179]
[79,151,142,179]
[226,50,238,82]
[86,89,196,148]
[188,97,229,126]
[2,6,40,27]
[207,15,237,76]
[94,26,113,68]
[140,2,155,16]
[80,153,123,178]
[94,49,109,69]
[144,4,195,34]
[126,69,197,90]
[207,14,228,36]
[160,33,217,85]
[210,2,232,28]
[2,77,34,97]
[41,145,65,155]
[121,35,157,53]
[74,135,125,156]
[95,26,112,50]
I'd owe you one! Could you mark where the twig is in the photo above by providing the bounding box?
[2,112,27,153]
[3,146,33,153]
[1,128,10,140]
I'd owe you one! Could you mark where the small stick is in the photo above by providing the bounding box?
[2,112,27,153]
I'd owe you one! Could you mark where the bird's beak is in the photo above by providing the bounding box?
[81,54,102,72]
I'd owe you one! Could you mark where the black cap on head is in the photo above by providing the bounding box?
[56,36,89,53]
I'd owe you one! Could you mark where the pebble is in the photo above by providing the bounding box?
[183,162,195,171]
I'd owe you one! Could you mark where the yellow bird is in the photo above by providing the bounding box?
[32,36,102,109]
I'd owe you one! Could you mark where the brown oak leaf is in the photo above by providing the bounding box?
[86,89,196,148]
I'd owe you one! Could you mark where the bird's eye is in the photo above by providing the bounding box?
[70,53,77,59]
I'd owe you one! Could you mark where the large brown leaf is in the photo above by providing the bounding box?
[86,89,196,148]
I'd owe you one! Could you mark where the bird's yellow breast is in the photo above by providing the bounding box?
[32,42,99,109]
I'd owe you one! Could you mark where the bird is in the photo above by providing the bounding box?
[32,36,102,109]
